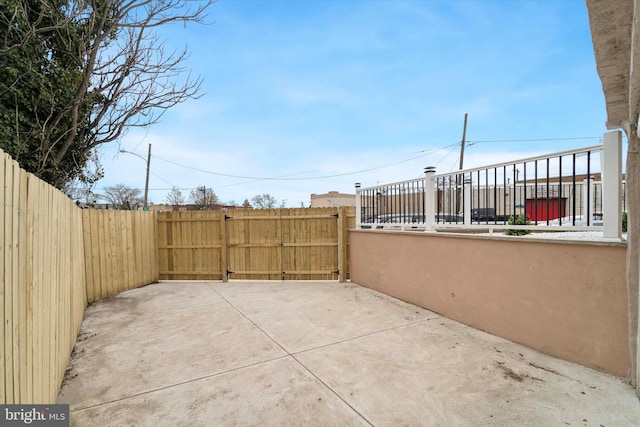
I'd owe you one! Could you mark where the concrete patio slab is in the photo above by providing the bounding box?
[83,281,229,328]
[58,281,640,426]
[58,288,286,408]
[209,281,440,352]
[67,357,369,427]
[296,317,640,426]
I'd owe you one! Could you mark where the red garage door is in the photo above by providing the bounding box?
[525,198,567,221]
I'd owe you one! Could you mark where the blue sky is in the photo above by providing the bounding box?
[96,0,610,207]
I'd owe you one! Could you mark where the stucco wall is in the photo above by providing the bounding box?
[349,230,629,378]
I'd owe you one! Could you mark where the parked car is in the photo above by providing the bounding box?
[545,213,603,227]
[435,213,464,223]
[471,208,511,222]
[361,213,465,226]
[383,213,425,224]
[360,214,393,229]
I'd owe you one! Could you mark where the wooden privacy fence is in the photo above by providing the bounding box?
[83,209,159,303]
[157,207,355,281]
[2,149,359,404]
[1,151,86,404]
[1,148,159,404]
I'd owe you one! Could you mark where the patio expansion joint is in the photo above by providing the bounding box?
[286,317,444,427]
[69,355,292,414]
[291,314,443,356]
[206,283,378,427]
[287,352,376,427]
[72,285,443,417]
[205,284,446,426]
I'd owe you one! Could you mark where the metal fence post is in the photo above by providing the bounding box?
[355,183,362,229]
[602,130,623,240]
[424,167,436,231]
[464,176,472,225]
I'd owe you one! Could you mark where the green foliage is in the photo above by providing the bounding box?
[504,213,532,236]
[623,211,628,233]
[1,0,207,189]
[0,0,102,188]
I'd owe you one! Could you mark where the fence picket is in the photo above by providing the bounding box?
[1,144,360,404]
[3,154,14,403]
[157,207,355,281]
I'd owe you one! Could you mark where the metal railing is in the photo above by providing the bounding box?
[355,131,624,240]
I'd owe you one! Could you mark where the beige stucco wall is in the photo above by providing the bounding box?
[349,230,629,378]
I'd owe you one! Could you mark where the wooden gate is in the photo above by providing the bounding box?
[157,207,354,281]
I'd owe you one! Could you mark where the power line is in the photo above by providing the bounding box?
[149,170,176,187]
[468,136,600,144]
[150,144,457,181]
[103,136,602,192]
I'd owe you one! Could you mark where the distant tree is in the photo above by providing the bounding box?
[101,184,142,210]
[165,186,185,208]
[189,186,219,209]
[226,200,237,207]
[242,198,252,208]
[63,180,99,206]
[251,193,278,209]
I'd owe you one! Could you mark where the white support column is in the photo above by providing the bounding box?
[424,167,436,231]
[602,130,623,240]
[355,183,362,228]
[582,178,590,219]
[464,176,472,225]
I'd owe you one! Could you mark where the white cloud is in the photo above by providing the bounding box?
[91,0,606,208]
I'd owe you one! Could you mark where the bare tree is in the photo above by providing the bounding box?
[63,180,99,206]
[251,193,278,209]
[0,0,212,187]
[165,186,185,208]
[189,186,218,210]
[101,184,143,210]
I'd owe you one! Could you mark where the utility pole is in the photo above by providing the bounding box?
[200,186,207,210]
[459,113,468,170]
[456,114,468,213]
[143,143,151,210]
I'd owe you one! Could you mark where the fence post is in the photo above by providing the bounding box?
[581,178,589,219]
[220,209,228,282]
[424,167,436,231]
[602,130,623,240]
[355,183,362,228]
[464,176,472,225]
[337,207,348,283]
